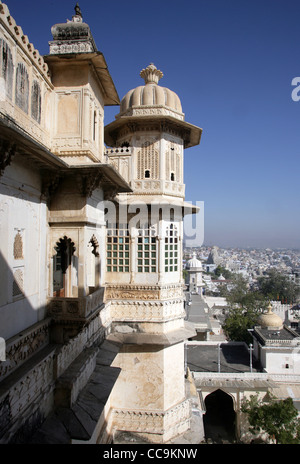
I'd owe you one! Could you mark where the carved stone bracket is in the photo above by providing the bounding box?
[79,171,103,197]
[104,186,118,201]
[41,170,61,199]
[0,139,17,176]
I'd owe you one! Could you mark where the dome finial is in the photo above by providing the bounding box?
[140,63,163,85]
[267,301,273,313]
[75,3,82,18]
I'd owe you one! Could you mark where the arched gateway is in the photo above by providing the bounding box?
[203,389,236,443]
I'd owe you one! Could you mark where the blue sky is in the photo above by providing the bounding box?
[5,0,300,249]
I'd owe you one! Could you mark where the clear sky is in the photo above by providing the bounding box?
[5,0,300,249]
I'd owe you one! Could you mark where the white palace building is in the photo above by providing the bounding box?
[0,2,203,443]
[1,2,300,445]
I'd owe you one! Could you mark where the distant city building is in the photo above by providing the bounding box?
[186,252,204,295]
[251,303,300,374]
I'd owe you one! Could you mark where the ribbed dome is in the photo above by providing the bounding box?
[119,64,183,116]
[258,303,283,329]
[186,252,202,270]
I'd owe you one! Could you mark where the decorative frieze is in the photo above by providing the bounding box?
[0,319,51,381]
[0,348,55,442]
[106,284,183,302]
[112,399,190,442]
[129,106,184,121]
[49,41,95,55]
[110,301,185,324]
[106,287,160,301]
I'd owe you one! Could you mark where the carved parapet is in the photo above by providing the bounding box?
[0,346,55,442]
[54,306,109,378]
[112,399,191,443]
[105,147,132,157]
[0,319,51,381]
[0,1,50,81]
[47,287,106,321]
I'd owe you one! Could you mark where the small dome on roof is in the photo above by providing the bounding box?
[258,303,283,329]
[186,252,202,270]
[119,63,183,117]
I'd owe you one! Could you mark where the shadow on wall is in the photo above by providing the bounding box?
[0,250,110,443]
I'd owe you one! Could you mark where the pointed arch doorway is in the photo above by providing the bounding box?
[203,389,236,443]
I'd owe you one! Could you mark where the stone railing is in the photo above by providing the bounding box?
[0,346,55,442]
[0,2,50,79]
[47,287,105,321]
[0,318,51,381]
[105,147,132,157]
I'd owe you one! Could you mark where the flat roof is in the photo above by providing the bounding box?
[187,343,259,374]
[185,293,211,330]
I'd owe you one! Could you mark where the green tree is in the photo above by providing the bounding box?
[222,306,259,344]
[222,274,268,343]
[257,269,300,304]
[241,393,300,444]
[214,265,233,280]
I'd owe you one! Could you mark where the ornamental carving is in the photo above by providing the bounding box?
[112,400,190,436]
[0,321,50,380]
[106,285,183,302]
[79,171,104,197]
[110,300,184,322]
[106,288,160,301]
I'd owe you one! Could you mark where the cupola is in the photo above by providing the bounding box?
[258,303,283,329]
[119,63,183,117]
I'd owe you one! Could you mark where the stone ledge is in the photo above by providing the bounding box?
[54,347,99,408]
[29,341,121,444]
[107,322,196,346]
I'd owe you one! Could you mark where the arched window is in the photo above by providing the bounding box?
[15,63,29,113]
[53,236,77,297]
[31,80,41,123]
[164,224,178,272]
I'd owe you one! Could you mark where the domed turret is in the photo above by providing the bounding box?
[186,252,202,271]
[105,63,202,149]
[258,302,283,329]
[119,63,182,117]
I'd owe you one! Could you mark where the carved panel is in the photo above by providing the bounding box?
[106,285,183,302]
[110,300,185,322]
[0,320,50,380]
[112,399,190,441]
